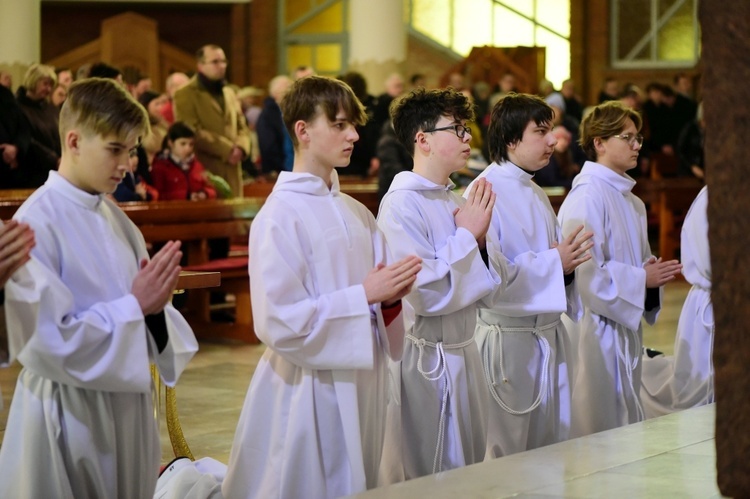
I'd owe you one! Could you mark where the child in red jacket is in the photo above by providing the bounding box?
[151,122,217,201]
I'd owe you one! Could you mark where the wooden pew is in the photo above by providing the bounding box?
[120,198,263,343]
[244,176,380,216]
[0,195,262,343]
[0,189,35,220]
[634,177,704,261]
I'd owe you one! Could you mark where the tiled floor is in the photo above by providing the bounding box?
[1,280,713,498]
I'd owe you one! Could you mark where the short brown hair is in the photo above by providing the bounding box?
[281,76,367,148]
[579,101,642,161]
[59,78,150,144]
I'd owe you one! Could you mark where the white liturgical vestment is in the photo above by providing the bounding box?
[558,161,662,437]
[467,161,581,457]
[0,171,198,499]
[641,186,713,416]
[222,171,405,499]
[377,171,505,479]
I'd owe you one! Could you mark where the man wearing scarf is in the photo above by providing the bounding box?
[174,44,251,197]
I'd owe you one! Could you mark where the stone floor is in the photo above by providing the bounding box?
[0,280,710,497]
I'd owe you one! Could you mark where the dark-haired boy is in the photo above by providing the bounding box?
[467,92,593,458]
[377,87,505,479]
[222,76,421,499]
[0,77,198,498]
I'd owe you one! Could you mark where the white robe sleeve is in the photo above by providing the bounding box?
[482,241,566,315]
[378,197,500,317]
[560,193,647,331]
[560,225,585,322]
[249,215,375,371]
[370,217,406,361]
[6,259,160,393]
[152,305,200,386]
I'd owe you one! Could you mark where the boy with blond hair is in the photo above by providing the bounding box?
[558,101,682,436]
[222,76,421,499]
[0,78,198,498]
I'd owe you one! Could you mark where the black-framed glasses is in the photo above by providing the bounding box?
[612,133,644,147]
[423,124,471,140]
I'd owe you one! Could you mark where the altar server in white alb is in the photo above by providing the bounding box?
[222,76,422,499]
[557,101,682,437]
[377,87,506,479]
[0,78,199,498]
[641,186,713,416]
[467,93,593,458]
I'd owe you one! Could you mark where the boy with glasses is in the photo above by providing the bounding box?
[377,87,505,479]
[467,93,593,458]
[557,101,682,437]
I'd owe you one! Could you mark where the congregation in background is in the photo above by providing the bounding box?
[0,46,713,499]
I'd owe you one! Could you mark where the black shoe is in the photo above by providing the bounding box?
[644,347,664,358]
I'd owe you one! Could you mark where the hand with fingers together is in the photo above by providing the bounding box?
[644,256,683,288]
[131,240,183,315]
[0,220,35,287]
[455,178,496,249]
[552,224,595,275]
[363,255,422,306]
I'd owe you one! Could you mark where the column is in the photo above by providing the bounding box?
[348,0,404,95]
[0,0,41,88]
[701,1,750,496]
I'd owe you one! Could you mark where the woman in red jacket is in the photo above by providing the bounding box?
[151,122,217,200]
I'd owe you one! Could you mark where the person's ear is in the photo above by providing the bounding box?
[66,130,82,155]
[414,130,430,153]
[593,137,605,154]
[294,120,309,144]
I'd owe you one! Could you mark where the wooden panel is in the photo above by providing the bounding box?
[101,12,160,82]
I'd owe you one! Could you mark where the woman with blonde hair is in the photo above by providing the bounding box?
[16,63,61,186]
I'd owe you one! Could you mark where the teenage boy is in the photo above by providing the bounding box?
[467,92,593,457]
[377,87,505,479]
[0,78,198,498]
[557,101,682,436]
[222,76,422,499]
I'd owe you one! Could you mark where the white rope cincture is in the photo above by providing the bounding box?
[481,321,558,416]
[406,333,476,474]
[615,327,645,422]
[699,296,715,403]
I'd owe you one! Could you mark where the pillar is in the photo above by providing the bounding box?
[0,0,41,89]
[701,1,750,496]
[348,0,404,95]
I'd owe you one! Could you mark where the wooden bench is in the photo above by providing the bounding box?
[634,177,704,261]
[120,198,263,343]
[244,176,380,216]
[0,193,263,343]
